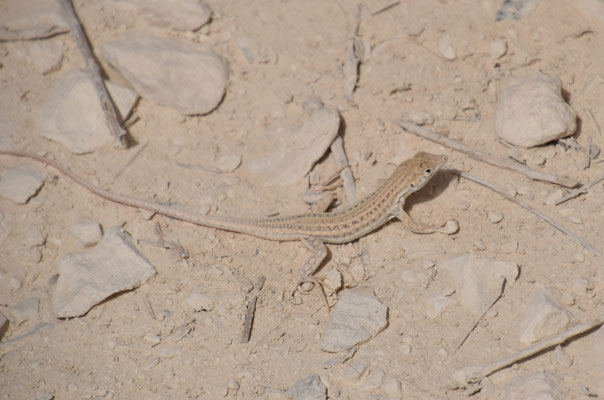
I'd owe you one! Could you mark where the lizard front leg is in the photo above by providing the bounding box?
[298,236,330,307]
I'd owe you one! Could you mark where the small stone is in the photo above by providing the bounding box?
[487,210,504,223]
[561,293,575,306]
[572,252,585,263]
[0,167,46,204]
[383,378,402,397]
[501,240,518,253]
[70,220,102,247]
[567,215,582,224]
[442,219,460,234]
[144,334,161,345]
[227,379,240,391]
[457,200,470,211]
[186,292,216,311]
[342,357,369,381]
[489,38,507,59]
[546,190,564,205]
[436,34,456,60]
[323,268,342,292]
[520,287,572,344]
[215,154,241,173]
[407,110,434,126]
[554,345,573,368]
[472,240,486,251]
[572,277,594,293]
[10,276,23,289]
[426,294,457,319]
[422,260,435,269]
[400,343,412,354]
[285,374,326,400]
[10,297,40,326]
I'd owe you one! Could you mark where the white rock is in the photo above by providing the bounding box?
[27,40,63,74]
[129,0,211,31]
[102,33,228,115]
[186,292,215,311]
[52,227,156,318]
[505,372,565,400]
[440,254,518,315]
[494,72,577,148]
[426,294,457,319]
[214,154,241,173]
[285,374,326,400]
[487,210,504,223]
[489,38,508,59]
[70,220,102,247]
[383,378,402,397]
[38,69,115,154]
[10,298,39,326]
[0,167,46,204]
[249,102,340,185]
[554,345,573,368]
[436,34,456,60]
[323,268,342,292]
[407,110,434,126]
[320,288,388,352]
[520,287,573,345]
[0,10,69,40]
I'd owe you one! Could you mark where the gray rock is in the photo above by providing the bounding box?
[520,287,573,345]
[285,374,326,400]
[52,227,156,318]
[102,33,228,115]
[185,292,215,311]
[10,298,40,326]
[440,254,518,315]
[321,288,388,353]
[494,72,576,148]
[249,102,340,185]
[27,40,63,74]
[38,70,117,154]
[70,220,102,247]
[0,9,69,40]
[0,167,46,204]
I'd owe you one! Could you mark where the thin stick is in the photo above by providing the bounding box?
[554,174,604,205]
[240,276,266,343]
[393,119,579,188]
[586,108,602,136]
[455,315,604,385]
[369,1,400,16]
[58,0,127,147]
[330,135,357,204]
[449,168,601,256]
[114,142,148,179]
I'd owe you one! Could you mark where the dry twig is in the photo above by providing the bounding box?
[240,276,266,343]
[448,168,601,256]
[393,119,579,188]
[58,0,127,147]
[554,174,604,206]
[452,315,604,387]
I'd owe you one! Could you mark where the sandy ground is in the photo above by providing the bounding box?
[1,0,603,398]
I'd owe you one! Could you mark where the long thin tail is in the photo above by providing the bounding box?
[0,149,269,236]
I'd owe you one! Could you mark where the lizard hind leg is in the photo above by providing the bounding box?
[297,236,330,307]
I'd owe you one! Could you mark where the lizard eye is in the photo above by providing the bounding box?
[424,168,432,174]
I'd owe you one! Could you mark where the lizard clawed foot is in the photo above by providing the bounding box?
[297,275,332,309]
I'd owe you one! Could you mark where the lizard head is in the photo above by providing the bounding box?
[394,152,448,203]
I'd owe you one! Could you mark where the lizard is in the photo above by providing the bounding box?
[0,149,454,302]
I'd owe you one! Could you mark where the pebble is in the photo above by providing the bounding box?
[472,240,486,251]
[487,210,504,223]
[494,72,576,148]
[285,374,326,400]
[10,276,23,290]
[227,379,240,391]
[10,297,40,326]
[144,334,161,345]
[407,110,434,126]
[323,268,342,292]
[383,378,402,397]
[400,269,418,283]
[501,240,518,254]
[554,345,573,368]
[70,220,102,247]
[0,167,46,204]
[436,34,456,60]
[520,287,572,344]
[186,292,216,312]
[320,288,388,353]
[457,200,470,211]
[342,357,369,381]
[546,190,564,205]
[400,343,412,354]
[132,0,212,31]
[426,294,457,320]
[27,40,63,74]
[489,38,507,59]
